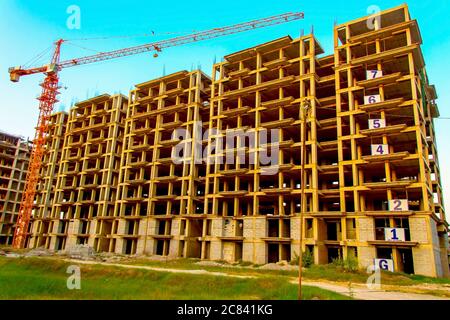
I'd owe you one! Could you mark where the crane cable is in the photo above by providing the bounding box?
[64,42,103,54]
[65,30,197,42]
[23,45,53,68]
[63,30,202,59]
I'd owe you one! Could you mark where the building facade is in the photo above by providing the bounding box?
[21,4,448,277]
[0,130,31,245]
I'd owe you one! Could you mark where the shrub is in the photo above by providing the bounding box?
[331,256,359,272]
[238,260,254,267]
[302,250,314,268]
[290,251,314,268]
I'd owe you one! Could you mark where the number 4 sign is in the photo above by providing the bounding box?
[369,119,386,130]
[366,70,383,80]
[371,144,389,156]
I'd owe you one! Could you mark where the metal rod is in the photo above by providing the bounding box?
[298,100,310,300]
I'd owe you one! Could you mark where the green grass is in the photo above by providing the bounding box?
[0,257,350,300]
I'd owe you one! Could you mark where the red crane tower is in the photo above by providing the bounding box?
[8,12,304,249]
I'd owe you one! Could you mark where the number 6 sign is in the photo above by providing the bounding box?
[388,199,409,212]
[364,95,381,105]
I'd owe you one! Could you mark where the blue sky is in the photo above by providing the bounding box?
[0,0,449,215]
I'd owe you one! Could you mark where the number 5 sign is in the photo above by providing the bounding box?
[384,228,406,241]
[388,199,409,212]
[371,144,389,156]
[369,119,386,129]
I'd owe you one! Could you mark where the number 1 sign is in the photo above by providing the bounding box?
[388,199,409,212]
[384,228,406,241]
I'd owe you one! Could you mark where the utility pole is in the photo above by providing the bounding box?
[298,99,311,300]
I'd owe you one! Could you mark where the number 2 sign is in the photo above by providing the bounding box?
[366,70,383,80]
[369,119,386,130]
[364,95,381,105]
[371,144,389,156]
[388,199,409,212]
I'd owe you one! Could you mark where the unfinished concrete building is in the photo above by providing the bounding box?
[21,4,449,277]
[331,5,448,277]
[115,70,211,256]
[28,112,68,249]
[199,4,448,277]
[204,34,321,264]
[0,131,31,245]
[45,95,127,252]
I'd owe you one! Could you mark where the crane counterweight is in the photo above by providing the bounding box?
[9,67,22,82]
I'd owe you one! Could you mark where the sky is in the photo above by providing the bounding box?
[0,0,449,216]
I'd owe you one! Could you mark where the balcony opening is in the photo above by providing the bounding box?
[268,243,279,263]
[327,246,342,263]
[398,248,414,274]
[268,220,279,238]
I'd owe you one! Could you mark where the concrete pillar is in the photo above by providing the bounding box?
[358,246,376,269]
[409,216,440,277]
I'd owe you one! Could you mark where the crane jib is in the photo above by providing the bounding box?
[57,12,304,69]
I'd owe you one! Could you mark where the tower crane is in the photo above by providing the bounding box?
[8,12,304,248]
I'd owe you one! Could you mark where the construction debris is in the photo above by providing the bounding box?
[25,247,53,257]
[64,244,96,260]
[258,263,298,272]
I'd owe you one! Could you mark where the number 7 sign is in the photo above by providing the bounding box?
[366,70,383,80]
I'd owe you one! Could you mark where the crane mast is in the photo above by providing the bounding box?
[11,40,63,248]
[9,12,304,248]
